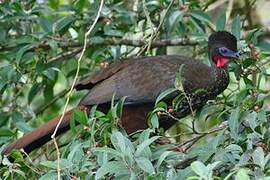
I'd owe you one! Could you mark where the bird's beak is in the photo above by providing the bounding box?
[219,47,240,59]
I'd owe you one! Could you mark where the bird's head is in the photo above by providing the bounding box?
[208,31,240,68]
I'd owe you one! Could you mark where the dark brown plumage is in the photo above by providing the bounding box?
[2,31,239,156]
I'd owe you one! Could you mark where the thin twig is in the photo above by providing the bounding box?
[34,88,70,115]
[142,0,155,54]
[171,121,228,152]
[152,0,175,42]
[240,57,270,78]
[183,92,200,134]
[138,0,176,55]
[48,48,83,62]
[20,149,41,174]
[50,0,105,179]
[175,156,198,169]
[159,110,193,131]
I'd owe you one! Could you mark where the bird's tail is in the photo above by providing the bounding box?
[1,106,89,156]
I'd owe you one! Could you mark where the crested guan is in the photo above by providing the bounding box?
[2,31,239,155]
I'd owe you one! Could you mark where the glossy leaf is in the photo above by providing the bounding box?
[135,157,155,174]
[216,13,226,31]
[28,82,43,104]
[231,15,241,40]
[95,161,129,179]
[228,107,240,140]
[53,16,75,33]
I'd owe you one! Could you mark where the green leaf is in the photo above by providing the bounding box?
[243,77,253,89]
[174,64,185,91]
[44,83,54,101]
[135,136,160,156]
[235,89,248,105]
[110,131,127,153]
[228,107,240,140]
[252,147,265,169]
[257,109,267,123]
[135,157,155,174]
[246,112,257,131]
[231,15,241,40]
[11,169,26,178]
[15,121,33,133]
[235,169,250,180]
[207,161,221,171]
[93,147,122,157]
[16,45,33,63]
[150,113,159,129]
[190,17,205,33]
[155,88,177,106]
[190,161,207,177]
[70,112,77,134]
[257,41,270,54]
[0,128,14,136]
[48,0,60,9]
[226,144,243,153]
[75,0,87,11]
[42,67,60,80]
[0,112,9,127]
[15,36,34,44]
[104,26,124,37]
[110,94,118,120]
[95,161,128,179]
[40,159,73,169]
[156,151,172,170]
[72,109,88,125]
[190,10,212,24]
[9,150,24,161]
[39,17,52,33]
[67,143,84,164]
[138,129,151,143]
[116,96,126,118]
[0,27,7,43]
[39,172,58,180]
[53,16,75,33]
[216,13,226,31]
[168,10,183,32]
[246,29,263,44]
[198,104,220,121]
[28,82,43,104]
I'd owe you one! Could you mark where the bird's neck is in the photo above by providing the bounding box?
[209,54,230,91]
[210,66,229,97]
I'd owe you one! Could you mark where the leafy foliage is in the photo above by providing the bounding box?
[1,0,270,179]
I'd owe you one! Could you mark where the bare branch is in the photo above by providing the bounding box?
[0,37,201,53]
[170,121,228,153]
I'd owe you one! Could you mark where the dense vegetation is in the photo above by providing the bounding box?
[0,0,270,179]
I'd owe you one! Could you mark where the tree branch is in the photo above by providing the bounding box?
[0,37,202,53]
[53,37,202,62]
[170,121,228,153]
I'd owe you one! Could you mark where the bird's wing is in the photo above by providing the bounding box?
[78,55,212,106]
[75,57,144,90]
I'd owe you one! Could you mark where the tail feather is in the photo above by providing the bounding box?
[2,106,89,155]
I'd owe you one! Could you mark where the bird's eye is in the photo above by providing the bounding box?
[220,48,227,53]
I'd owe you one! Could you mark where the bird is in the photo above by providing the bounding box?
[1,31,239,156]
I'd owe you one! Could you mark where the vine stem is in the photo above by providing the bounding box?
[50,0,105,179]
[138,0,175,56]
